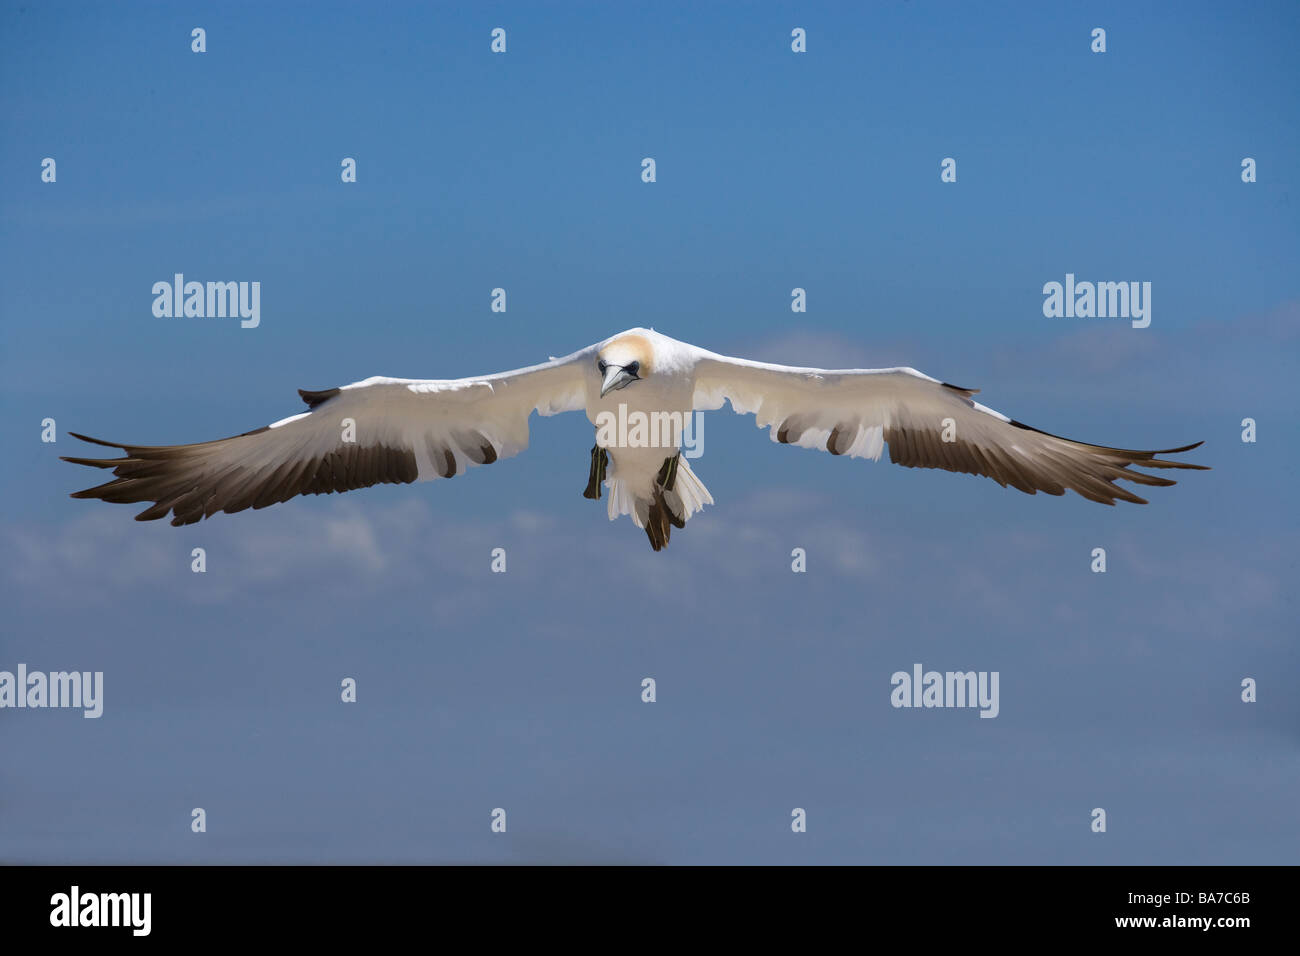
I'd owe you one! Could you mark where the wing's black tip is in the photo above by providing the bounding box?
[68,432,125,449]
[298,387,341,409]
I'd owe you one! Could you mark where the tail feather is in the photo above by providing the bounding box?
[671,456,714,518]
[606,455,713,551]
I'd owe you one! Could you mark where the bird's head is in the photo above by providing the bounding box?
[597,334,654,397]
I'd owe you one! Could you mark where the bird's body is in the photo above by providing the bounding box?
[583,331,710,546]
[64,328,1207,551]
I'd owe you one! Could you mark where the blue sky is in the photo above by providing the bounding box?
[1,1,1297,863]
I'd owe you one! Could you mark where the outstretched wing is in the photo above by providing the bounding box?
[693,351,1207,504]
[63,347,594,525]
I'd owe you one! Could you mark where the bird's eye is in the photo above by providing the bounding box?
[597,360,607,373]
[626,362,640,376]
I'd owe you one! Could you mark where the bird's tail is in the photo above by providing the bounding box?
[607,454,713,550]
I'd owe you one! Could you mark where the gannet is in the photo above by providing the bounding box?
[63,328,1207,551]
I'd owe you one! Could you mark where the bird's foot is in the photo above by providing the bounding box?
[655,453,679,492]
[583,444,608,499]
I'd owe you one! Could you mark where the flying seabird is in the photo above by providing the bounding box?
[63,328,1207,551]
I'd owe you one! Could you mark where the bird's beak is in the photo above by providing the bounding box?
[600,364,637,397]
